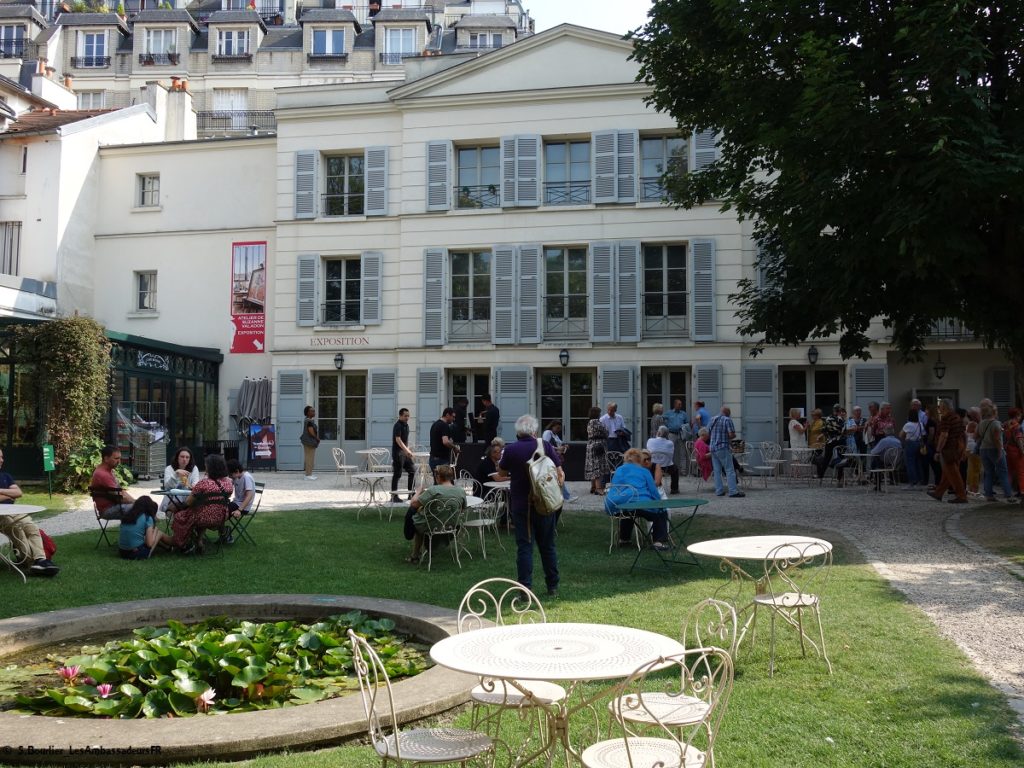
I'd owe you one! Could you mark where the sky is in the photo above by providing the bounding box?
[527,0,653,36]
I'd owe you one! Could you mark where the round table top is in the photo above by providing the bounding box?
[412,451,431,457]
[687,535,832,561]
[617,497,708,511]
[152,488,191,496]
[352,472,393,479]
[431,622,684,682]
[465,495,484,508]
[0,504,46,516]
[483,480,510,489]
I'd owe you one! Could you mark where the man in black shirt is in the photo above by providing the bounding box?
[479,395,500,444]
[429,408,457,470]
[391,408,416,503]
[452,397,470,444]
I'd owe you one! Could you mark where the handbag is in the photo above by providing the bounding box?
[528,438,563,517]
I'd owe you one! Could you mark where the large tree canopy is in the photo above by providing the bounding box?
[632,0,1023,366]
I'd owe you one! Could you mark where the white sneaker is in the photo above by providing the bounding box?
[566,494,580,503]
[305,475,318,481]
[659,488,668,500]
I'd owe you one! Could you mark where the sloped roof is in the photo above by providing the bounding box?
[133,9,198,28]
[2,108,113,135]
[0,5,46,25]
[372,8,429,25]
[261,26,303,49]
[298,8,358,28]
[455,14,515,29]
[206,9,265,27]
[55,12,127,32]
[354,26,374,48]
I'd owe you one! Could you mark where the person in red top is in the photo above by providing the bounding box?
[1002,407,1024,496]
[90,446,136,520]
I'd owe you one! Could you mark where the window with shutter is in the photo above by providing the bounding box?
[423,247,448,346]
[616,240,641,342]
[499,135,540,207]
[599,365,638,439]
[518,244,542,343]
[692,129,719,171]
[742,365,777,457]
[364,145,388,216]
[368,368,398,447]
[450,250,492,342]
[642,243,688,337]
[543,246,588,339]
[296,254,318,327]
[416,368,443,445]
[850,365,888,411]
[494,366,530,440]
[694,365,723,416]
[426,140,452,211]
[276,370,306,470]
[360,251,382,325]
[491,246,515,344]
[689,238,716,341]
[589,242,614,342]
[615,130,638,203]
[294,151,317,219]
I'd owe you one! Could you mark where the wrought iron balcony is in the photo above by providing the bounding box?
[379,51,416,65]
[926,319,975,341]
[196,110,277,136]
[212,52,253,62]
[138,52,180,65]
[322,301,360,325]
[543,180,591,206]
[71,56,111,68]
[322,192,365,217]
[455,184,500,209]
[544,295,588,338]
[642,291,689,336]
[640,177,667,202]
[0,40,26,59]
[307,52,349,63]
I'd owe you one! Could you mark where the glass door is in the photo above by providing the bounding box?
[317,372,367,470]
[450,370,490,443]
[643,369,688,438]
[539,370,594,442]
[780,368,842,443]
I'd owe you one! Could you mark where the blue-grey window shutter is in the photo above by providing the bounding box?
[492,245,516,344]
[423,247,448,346]
[501,135,517,207]
[276,370,305,470]
[592,130,618,204]
[741,364,776,461]
[426,140,452,212]
[851,365,888,411]
[616,130,638,203]
[616,240,641,342]
[364,145,388,216]
[294,150,317,219]
[589,241,615,341]
[599,365,638,439]
[694,365,723,416]
[692,129,719,171]
[416,367,443,446]
[368,368,398,448]
[517,243,542,343]
[986,368,1014,413]
[296,254,318,327]
[360,250,383,325]
[690,238,716,341]
[494,366,530,441]
[515,135,541,207]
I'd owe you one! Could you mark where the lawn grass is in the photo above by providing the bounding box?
[2,506,1021,768]
[5,485,78,523]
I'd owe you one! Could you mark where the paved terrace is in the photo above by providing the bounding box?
[44,471,1024,721]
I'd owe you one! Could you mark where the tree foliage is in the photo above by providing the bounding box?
[631,0,1023,365]
[12,316,112,467]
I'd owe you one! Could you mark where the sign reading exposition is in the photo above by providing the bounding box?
[230,241,267,353]
[249,423,276,462]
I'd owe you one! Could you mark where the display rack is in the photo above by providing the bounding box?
[114,401,168,479]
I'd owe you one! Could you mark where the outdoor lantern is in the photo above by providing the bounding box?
[933,353,947,380]
[559,348,570,367]
[333,353,344,370]
[807,345,819,366]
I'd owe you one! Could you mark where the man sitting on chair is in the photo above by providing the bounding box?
[605,448,670,551]
[0,449,59,576]
[226,459,255,519]
[402,464,465,564]
[91,446,135,520]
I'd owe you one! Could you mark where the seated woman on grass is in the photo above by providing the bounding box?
[118,497,172,560]
[402,464,466,564]
[605,448,670,551]
[172,454,233,554]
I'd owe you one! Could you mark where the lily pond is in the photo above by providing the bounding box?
[0,611,430,718]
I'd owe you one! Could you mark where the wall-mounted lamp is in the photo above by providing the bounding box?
[933,352,946,380]
[807,345,819,366]
[559,348,570,367]
[333,353,345,370]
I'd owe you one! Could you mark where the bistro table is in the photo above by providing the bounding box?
[0,505,47,583]
[843,452,874,486]
[614,497,707,574]
[687,535,833,652]
[151,488,191,529]
[431,622,684,766]
[352,472,395,520]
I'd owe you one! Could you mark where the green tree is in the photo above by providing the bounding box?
[631,1,1024,377]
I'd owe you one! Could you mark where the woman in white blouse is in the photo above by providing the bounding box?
[160,446,200,515]
[788,408,807,449]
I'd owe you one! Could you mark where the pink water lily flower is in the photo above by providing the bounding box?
[96,683,113,699]
[196,688,216,713]
[57,665,81,684]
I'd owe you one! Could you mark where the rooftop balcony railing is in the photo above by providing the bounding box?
[71,56,111,68]
[455,184,500,209]
[196,110,277,136]
[543,180,591,206]
[138,52,180,65]
[0,40,26,59]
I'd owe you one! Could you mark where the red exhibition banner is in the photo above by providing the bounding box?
[230,241,266,353]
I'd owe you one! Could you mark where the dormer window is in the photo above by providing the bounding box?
[74,31,109,68]
[312,28,344,56]
[468,32,501,49]
[141,29,178,65]
[216,29,249,56]
[0,25,26,59]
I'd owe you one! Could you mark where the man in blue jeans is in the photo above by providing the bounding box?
[709,407,745,498]
[496,414,564,597]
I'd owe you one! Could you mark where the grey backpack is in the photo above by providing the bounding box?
[528,438,563,516]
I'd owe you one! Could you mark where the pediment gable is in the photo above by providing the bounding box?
[390,25,640,102]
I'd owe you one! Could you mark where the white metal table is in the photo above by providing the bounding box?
[431,622,684,765]
[352,472,395,520]
[0,505,47,583]
[687,535,833,651]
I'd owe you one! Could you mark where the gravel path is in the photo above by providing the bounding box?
[51,474,1023,718]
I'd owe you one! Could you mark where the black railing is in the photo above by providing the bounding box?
[138,52,180,65]
[322,301,360,325]
[640,177,667,202]
[196,110,277,135]
[298,3,438,26]
[307,52,349,63]
[642,291,689,336]
[71,56,111,68]
[543,295,588,338]
[193,2,283,22]
[926,319,975,341]
[322,192,365,217]
[0,40,26,59]
[455,184,500,209]
[543,180,591,206]
[379,51,416,65]
[212,53,253,62]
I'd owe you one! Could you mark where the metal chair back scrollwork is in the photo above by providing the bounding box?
[603,483,639,554]
[420,496,470,571]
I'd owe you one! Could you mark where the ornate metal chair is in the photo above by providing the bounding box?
[331,447,358,487]
[603,483,639,554]
[366,447,392,471]
[419,496,471,571]
[455,473,482,497]
[585,647,734,768]
[751,541,833,676]
[456,579,566,746]
[753,441,784,486]
[347,629,495,768]
[224,481,264,546]
[606,450,625,474]
[461,487,504,559]
[868,446,902,492]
